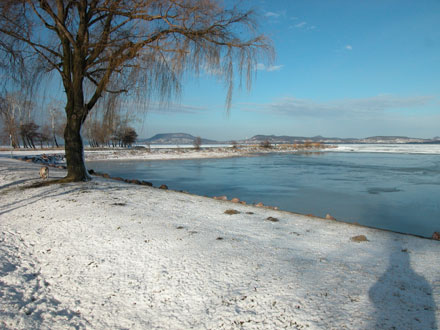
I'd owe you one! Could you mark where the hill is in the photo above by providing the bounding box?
[139,133,219,145]
[138,133,440,145]
[240,135,440,144]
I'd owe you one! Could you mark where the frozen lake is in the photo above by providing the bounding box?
[88,151,440,237]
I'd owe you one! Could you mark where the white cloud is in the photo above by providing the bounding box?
[267,65,284,72]
[345,45,353,51]
[264,11,280,18]
[240,95,435,117]
[149,103,208,114]
[257,63,284,72]
[123,101,207,115]
[295,21,307,28]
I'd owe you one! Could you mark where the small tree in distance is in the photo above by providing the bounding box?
[0,1,273,182]
[19,122,39,149]
[260,139,272,149]
[193,136,202,150]
[121,127,138,148]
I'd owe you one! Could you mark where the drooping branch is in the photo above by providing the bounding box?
[0,0,274,181]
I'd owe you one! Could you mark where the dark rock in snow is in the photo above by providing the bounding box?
[351,235,368,243]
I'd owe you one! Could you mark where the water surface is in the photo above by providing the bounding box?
[88,152,440,237]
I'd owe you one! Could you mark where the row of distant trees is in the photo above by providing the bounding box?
[0,93,62,148]
[0,1,271,182]
[82,100,138,148]
[0,92,138,149]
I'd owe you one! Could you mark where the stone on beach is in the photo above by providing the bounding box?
[224,209,240,215]
[351,235,368,242]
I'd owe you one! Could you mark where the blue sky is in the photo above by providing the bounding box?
[138,0,440,140]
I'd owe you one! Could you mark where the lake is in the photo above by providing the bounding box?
[87,151,440,237]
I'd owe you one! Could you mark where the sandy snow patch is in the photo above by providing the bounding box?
[0,157,439,329]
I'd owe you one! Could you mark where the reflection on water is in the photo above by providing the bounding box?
[88,152,440,237]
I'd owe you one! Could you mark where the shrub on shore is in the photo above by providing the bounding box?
[260,140,272,149]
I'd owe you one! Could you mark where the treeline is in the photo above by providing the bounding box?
[84,120,138,148]
[0,93,64,148]
[82,98,138,148]
[0,92,138,148]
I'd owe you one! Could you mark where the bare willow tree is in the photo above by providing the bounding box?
[0,0,273,181]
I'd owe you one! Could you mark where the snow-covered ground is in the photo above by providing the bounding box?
[1,156,439,329]
[332,144,440,154]
[84,146,250,161]
[0,146,252,162]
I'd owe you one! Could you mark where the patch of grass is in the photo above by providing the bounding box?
[21,176,89,190]
[21,180,59,189]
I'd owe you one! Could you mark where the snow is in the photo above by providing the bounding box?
[0,153,439,329]
[84,147,248,161]
[331,144,440,154]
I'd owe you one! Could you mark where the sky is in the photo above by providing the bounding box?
[138,0,440,140]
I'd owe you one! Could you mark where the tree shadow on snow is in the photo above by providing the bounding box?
[0,178,35,190]
[0,238,89,329]
[0,183,85,216]
[368,244,438,329]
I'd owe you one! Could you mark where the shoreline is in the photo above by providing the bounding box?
[2,142,440,164]
[2,147,440,239]
[0,157,439,329]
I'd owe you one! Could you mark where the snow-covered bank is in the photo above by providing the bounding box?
[0,147,253,162]
[3,143,440,165]
[332,144,440,154]
[84,147,252,161]
[1,158,439,329]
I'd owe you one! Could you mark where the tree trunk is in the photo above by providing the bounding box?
[21,134,28,148]
[64,113,90,181]
[11,134,19,148]
[53,133,59,148]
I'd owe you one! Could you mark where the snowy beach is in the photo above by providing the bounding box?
[0,152,439,329]
[3,143,440,164]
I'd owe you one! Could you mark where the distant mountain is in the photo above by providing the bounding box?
[138,133,440,145]
[239,135,440,144]
[139,133,219,145]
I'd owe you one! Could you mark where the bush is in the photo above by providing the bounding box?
[260,139,272,149]
[193,136,202,150]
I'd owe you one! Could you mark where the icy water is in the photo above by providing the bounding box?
[88,152,440,237]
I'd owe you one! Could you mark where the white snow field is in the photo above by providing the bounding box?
[0,156,439,329]
[332,144,440,154]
